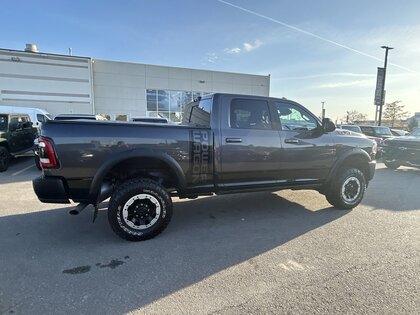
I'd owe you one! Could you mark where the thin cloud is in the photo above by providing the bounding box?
[317,79,375,89]
[224,40,262,55]
[224,47,241,54]
[243,40,262,51]
[216,0,416,73]
[205,52,219,63]
[272,73,376,80]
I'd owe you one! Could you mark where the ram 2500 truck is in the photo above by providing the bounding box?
[33,93,376,241]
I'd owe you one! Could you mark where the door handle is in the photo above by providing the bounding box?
[285,139,300,144]
[225,137,242,143]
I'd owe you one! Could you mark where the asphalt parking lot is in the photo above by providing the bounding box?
[0,157,419,314]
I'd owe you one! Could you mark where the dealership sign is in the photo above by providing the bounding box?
[374,67,385,106]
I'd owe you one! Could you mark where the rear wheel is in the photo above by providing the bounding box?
[326,168,366,209]
[108,178,173,241]
[0,147,10,172]
[384,160,400,170]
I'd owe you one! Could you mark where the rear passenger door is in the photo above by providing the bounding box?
[219,97,282,188]
[20,115,35,150]
[8,116,23,152]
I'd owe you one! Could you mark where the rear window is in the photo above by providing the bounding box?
[342,125,361,133]
[374,127,392,136]
[187,97,212,127]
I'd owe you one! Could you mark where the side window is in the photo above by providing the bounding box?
[274,102,317,131]
[189,98,212,127]
[37,114,46,123]
[360,127,374,136]
[230,99,272,130]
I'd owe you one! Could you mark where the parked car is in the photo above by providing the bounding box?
[359,125,393,140]
[0,113,38,171]
[338,124,383,152]
[337,124,362,133]
[0,105,51,129]
[33,93,376,241]
[382,128,420,169]
[390,128,410,137]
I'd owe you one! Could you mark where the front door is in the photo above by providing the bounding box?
[273,101,336,182]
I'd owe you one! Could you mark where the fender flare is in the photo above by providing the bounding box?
[0,139,10,150]
[88,148,187,202]
[326,148,371,183]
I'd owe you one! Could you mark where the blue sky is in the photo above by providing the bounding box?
[1,0,419,120]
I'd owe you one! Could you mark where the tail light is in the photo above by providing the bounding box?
[38,136,58,168]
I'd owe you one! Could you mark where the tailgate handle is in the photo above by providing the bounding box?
[225,137,242,143]
[285,139,300,144]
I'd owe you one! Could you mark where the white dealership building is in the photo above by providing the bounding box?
[0,45,270,121]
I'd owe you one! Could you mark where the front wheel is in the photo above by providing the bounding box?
[325,168,366,209]
[108,178,173,241]
[0,147,10,172]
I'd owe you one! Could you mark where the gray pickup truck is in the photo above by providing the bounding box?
[33,93,376,241]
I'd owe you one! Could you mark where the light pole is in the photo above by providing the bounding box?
[378,46,393,126]
[321,101,326,120]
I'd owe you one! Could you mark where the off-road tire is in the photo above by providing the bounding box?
[0,147,10,172]
[384,160,400,170]
[108,178,172,241]
[325,168,366,209]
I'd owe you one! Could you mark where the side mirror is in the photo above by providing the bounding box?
[322,118,336,133]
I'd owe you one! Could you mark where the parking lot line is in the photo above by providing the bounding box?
[12,164,35,176]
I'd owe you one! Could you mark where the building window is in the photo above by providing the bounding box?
[116,114,127,121]
[146,89,210,123]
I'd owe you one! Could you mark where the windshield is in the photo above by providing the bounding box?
[0,115,7,132]
[374,127,392,136]
[342,125,361,133]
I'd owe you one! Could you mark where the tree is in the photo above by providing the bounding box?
[345,110,368,124]
[383,101,409,127]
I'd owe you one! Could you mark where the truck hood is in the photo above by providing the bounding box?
[384,136,420,148]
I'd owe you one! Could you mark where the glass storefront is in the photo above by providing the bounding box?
[146,89,210,122]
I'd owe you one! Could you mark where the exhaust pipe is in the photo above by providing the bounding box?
[69,182,113,215]
[69,203,89,215]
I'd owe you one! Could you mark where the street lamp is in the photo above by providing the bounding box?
[378,46,394,126]
[321,101,326,120]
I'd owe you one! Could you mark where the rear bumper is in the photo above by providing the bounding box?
[32,176,71,204]
[368,160,376,181]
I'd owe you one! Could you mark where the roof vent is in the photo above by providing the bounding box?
[24,43,38,53]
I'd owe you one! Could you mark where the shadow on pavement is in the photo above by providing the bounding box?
[0,191,347,314]
[0,156,40,184]
[362,166,420,211]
